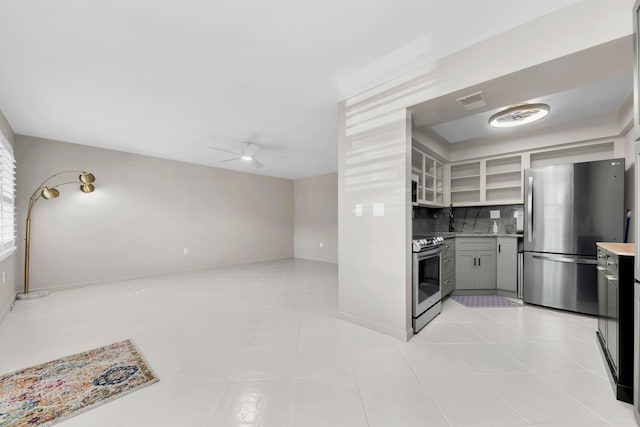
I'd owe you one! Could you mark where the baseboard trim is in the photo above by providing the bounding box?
[22,258,297,295]
[337,310,412,342]
[0,295,13,327]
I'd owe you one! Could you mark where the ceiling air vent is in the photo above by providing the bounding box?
[456,91,487,110]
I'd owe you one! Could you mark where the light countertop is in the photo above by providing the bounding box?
[596,242,634,257]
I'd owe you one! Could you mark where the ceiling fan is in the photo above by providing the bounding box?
[208,142,264,169]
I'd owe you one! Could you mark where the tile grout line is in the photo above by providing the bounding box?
[473,372,535,426]
[392,343,455,427]
[527,369,625,427]
[202,381,232,427]
[350,369,373,427]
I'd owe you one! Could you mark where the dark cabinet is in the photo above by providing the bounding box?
[596,243,634,403]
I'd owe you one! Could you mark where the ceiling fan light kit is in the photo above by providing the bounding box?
[209,142,264,168]
[488,103,550,128]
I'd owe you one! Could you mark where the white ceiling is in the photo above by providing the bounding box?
[411,37,634,145]
[0,0,582,179]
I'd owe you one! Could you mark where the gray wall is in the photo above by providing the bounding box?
[15,135,294,291]
[0,109,15,322]
[624,126,635,243]
[413,204,524,236]
[294,173,338,263]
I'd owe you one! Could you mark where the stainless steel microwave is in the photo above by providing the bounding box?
[411,174,419,206]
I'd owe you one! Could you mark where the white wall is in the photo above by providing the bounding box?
[0,109,16,323]
[294,173,338,264]
[15,136,294,291]
[338,0,634,341]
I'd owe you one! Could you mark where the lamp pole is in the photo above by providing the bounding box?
[16,171,96,300]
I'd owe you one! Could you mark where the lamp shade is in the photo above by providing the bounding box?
[41,188,60,199]
[79,172,95,184]
[80,183,95,193]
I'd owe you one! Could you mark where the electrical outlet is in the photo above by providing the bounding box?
[183,248,189,255]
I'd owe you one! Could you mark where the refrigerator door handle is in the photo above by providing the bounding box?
[532,254,597,265]
[527,176,533,243]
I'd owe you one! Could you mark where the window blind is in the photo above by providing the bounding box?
[0,133,15,256]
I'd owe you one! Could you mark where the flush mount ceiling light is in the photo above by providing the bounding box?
[488,103,550,128]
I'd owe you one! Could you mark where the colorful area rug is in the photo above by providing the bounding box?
[0,339,158,426]
[451,295,523,308]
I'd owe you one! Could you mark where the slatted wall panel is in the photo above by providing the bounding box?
[338,70,438,340]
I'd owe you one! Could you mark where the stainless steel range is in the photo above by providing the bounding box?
[412,236,444,333]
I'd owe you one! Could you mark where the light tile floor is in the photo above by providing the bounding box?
[0,259,636,426]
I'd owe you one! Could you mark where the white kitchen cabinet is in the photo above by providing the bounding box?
[412,145,446,207]
[485,156,523,204]
[496,236,518,296]
[449,155,524,206]
[450,161,481,205]
[454,237,497,290]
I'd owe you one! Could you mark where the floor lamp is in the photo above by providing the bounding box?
[16,171,96,300]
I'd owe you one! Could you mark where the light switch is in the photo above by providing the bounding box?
[373,203,385,217]
[355,204,363,217]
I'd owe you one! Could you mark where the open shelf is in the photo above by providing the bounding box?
[486,184,521,190]
[486,186,521,202]
[486,156,521,175]
[451,174,481,180]
[485,169,521,177]
[451,188,480,193]
[452,192,480,204]
[451,161,480,179]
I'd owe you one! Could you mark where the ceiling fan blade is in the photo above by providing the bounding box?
[251,158,264,169]
[218,157,241,163]
[209,146,241,156]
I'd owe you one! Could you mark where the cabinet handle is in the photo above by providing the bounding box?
[473,258,476,267]
[478,257,481,267]
[597,253,607,259]
[527,176,533,243]
[596,266,606,271]
[443,259,451,263]
[532,254,597,265]
[444,280,451,284]
[498,244,501,253]
[605,275,618,282]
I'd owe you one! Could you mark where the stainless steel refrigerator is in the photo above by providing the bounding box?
[523,158,624,315]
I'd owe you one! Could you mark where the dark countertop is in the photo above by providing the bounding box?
[415,232,523,238]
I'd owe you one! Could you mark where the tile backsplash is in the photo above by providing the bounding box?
[413,204,524,236]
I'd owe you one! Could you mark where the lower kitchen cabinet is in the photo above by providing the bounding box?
[595,242,634,403]
[496,236,518,296]
[455,238,496,290]
[441,238,455,297]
